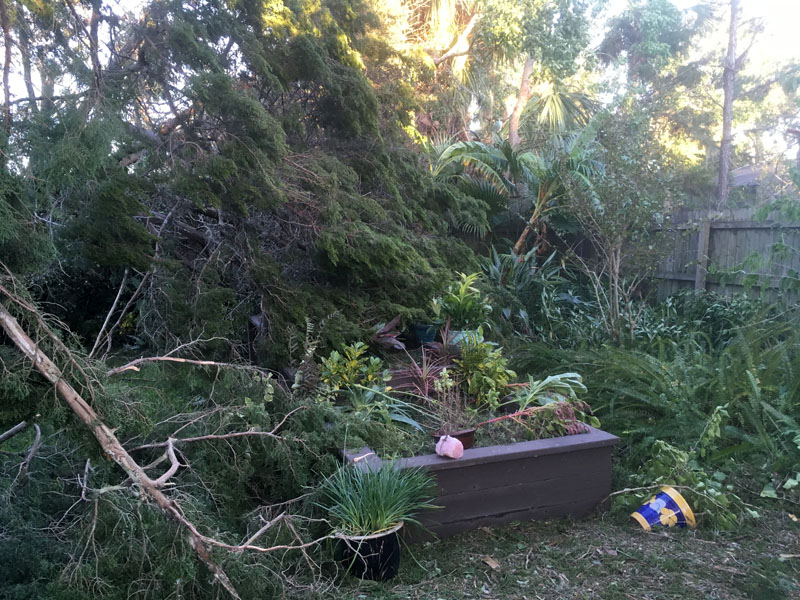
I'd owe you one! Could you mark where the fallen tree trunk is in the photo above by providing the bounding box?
[0,302,242,599]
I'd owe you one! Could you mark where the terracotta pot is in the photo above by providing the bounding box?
[430,427,476,450]
[334,522,403,581]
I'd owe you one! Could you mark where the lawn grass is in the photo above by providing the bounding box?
[325,510,799,599]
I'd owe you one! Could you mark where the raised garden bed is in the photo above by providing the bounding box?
[345,426,619,539]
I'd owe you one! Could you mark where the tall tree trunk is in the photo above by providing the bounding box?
[18,23,38,110]
[434,12,480,66]
[716,0,739,208]
[512,184,543,255]
[0,0,12,134]
[508,55,535,149]
[89,0,102,94]
[38,47,55,115]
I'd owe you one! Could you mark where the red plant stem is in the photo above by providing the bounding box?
[475,406,549,429]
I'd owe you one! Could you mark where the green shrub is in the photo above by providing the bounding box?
[454,335,516,409]
[320,342,390,391]
[432,272,492,330]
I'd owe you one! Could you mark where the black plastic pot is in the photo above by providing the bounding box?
[411,323,437,346]
[334,522,403,581]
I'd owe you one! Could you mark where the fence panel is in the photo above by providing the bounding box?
[654,209,800,303]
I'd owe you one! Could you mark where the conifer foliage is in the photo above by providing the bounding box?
[2,0,482,364]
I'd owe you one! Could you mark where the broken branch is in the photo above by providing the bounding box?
[16,423,41,481]
[0,420,28,445]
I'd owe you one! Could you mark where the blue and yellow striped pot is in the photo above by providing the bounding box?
[631,486,696,531]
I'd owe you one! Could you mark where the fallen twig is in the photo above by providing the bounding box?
[106,355,274,377]
[88,267,128,358]
[130,406,306,452]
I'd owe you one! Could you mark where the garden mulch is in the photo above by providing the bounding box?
[325,510,799,600]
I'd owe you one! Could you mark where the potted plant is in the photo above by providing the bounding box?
[314,463,437,581]
[431,272,492,343]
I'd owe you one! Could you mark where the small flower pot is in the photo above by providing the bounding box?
[631,486,696,531]
[431,427,476,450]
[334,522,403,581]
[411,323,437,345]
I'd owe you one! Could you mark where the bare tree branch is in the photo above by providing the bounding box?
[130,406,305,452]
[434,12,481,66]
[16,423,41,480]
[106,355,273,377]
[89,268,129,358]
[150,438,181,487]
[0,420,27,445]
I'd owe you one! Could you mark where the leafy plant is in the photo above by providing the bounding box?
[371,315,406,351]
[335,384,430,432]
[478,401,594,439]
[454,335,516,409]
[314,463,438,536]
[625,440,744,530]
[431,272,492,330]
[395,347,445,399]
[321,342,390,391]
[510,372,588,411]
[481,246,567,338]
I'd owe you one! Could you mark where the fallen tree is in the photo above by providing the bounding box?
[0,273,331,599]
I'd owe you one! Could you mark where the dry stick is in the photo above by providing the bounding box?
[129,406,306,452]
[16,423,41,480]
[80,459,91,501]
[89,268,129,358]
[0,420,27,445]
[106,356,274,377]
[242,513,287,547]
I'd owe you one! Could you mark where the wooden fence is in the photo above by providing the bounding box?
[654,209,800,302]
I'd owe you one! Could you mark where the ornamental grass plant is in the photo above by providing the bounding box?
[314,463,438,536]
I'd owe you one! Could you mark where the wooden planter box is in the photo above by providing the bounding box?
[345,427,619,539]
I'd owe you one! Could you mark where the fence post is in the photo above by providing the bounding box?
[694,220,711,290]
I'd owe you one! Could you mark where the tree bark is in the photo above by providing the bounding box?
[508,56,535,149]
[434,12,481,66]
[512,185,544,255]
[716,0,739,208]
[0,0,12,133]
[17,10,38,111]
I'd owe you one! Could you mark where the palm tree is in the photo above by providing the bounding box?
[510,128,602,254]
[517,86,599,146]
[434,123,602,254]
